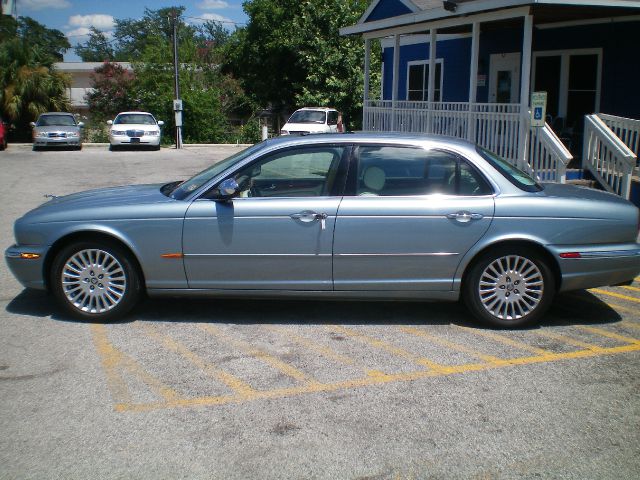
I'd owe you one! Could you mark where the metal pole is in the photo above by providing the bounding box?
[172,10,182,149]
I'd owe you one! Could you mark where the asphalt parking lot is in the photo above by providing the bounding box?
[1,144,639,479]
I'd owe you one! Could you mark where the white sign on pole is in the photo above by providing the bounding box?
[173,99,183,111]
[175,111,183,127]
[530,91,547,127]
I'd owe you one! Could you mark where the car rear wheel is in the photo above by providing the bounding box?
[463,248,555,328]
[51,241,141,322]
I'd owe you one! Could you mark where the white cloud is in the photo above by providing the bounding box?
[198,12,234,24]
[21,0,71,10]
[198,1,229,9]
[68,14,115,30]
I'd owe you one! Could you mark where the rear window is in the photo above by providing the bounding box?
[476,146,543,192]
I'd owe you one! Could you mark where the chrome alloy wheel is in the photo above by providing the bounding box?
[61,249,127,314]
[478,255,544,321]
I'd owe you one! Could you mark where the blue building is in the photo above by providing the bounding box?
[341,0,640,200]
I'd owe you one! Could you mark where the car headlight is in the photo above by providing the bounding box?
[111,130,126,136]
[145,130,160,136]
[36,132,48,137]
[67,131,79,137]
[281,130,289,135]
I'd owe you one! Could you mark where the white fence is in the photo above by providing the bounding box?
[582,114,636,199]
[363,100,570,183]
[598,114,640,167]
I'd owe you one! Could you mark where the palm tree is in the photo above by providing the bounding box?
[0,39,71,140]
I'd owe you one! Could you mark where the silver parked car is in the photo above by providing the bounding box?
[5,134,640,327]
[31,112,84,150]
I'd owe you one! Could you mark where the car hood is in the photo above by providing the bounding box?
[22,183,182,223]
[111,124,160,131]
[282,122,328,133]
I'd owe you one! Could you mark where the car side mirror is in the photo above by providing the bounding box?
[30,122,36,128]
[214,178,240,200]
[78,122,85,128]
[157,121,164,126]
[106,120,113,125]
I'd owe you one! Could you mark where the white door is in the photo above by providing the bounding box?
[489,53,521,103]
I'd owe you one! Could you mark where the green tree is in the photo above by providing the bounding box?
[75,27,115,62]
[86,62,136,120]
[0,18,71,140]
[223,0,379,129]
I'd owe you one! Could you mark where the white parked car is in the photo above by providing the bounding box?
[281,107,343,135]
[107,111,164,150]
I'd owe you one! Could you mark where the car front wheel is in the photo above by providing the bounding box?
[463,248,555,328]
[51,241,141,321]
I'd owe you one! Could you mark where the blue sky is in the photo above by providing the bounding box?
[15,0,248,61]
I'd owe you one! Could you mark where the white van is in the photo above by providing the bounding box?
[280,107,343,135]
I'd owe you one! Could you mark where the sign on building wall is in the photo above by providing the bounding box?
[531,91,548,127]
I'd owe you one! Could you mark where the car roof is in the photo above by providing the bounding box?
[295,107,337,112]
[263,132,477,152]
[40,112,74,116]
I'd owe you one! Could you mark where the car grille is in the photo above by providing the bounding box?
[126,130,144,138]
[48,132,67,138]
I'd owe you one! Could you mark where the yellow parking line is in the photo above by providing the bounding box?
[264,325,359,367]
[534,329,604,352]
[621,321,640,330]
[139,324,257,398]
[591,288,640,304]
[326,325,447,371]
[454,325,551,356]
[565,292,637,315]
[398,326,504,363]
[575,325,640,345]
[91,324,182,406]
[621,285,640,293]
[113,342,640,412]
[197,324,321,386]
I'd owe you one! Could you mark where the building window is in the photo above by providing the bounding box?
[407,61,443,101]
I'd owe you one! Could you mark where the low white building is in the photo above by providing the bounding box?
[54,62,132,114]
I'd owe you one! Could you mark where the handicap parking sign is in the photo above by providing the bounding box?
[530,92,547,127]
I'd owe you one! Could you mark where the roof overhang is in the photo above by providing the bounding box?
[340,0,640,36]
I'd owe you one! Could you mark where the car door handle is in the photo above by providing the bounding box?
[446,211,483,223]
[290,211,328,229]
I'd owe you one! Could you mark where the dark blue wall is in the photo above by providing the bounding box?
[380,21,640,119]
[366,0,413,22]
[383,37,471,102]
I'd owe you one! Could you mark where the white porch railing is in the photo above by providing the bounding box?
[363,100,571,183]
[598,113,640,166]
[582,114,637,199]
[527,120,572,183]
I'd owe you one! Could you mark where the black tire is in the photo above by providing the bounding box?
[51,241,142,322]
[0,139,6,151]
[109,144,117,151]
[463,247,555,328]
[32,145,40,152]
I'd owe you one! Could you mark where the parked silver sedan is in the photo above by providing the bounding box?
[5,134,640,327]
[31,112,83,150]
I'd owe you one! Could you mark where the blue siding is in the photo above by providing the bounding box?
[383,38,472,102]
[366,0,413,22]
[380,21,640,119]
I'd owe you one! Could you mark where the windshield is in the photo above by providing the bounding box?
[37,115,76,127]
[114,114,156,125]
[287,110,327,124]
[476,146,543,192]
[169,143,265,200]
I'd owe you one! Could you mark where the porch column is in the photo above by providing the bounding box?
[518,14,533,169]
[392,34,400,131]
[427,29,437,133]
[468,22,480,141]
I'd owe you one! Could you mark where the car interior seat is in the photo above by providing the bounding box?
[359,166,386,196]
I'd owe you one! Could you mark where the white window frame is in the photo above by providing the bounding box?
[531,48,603,118]
[406,59,444,102]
